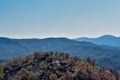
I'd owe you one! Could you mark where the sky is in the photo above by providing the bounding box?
[0,0,120,38]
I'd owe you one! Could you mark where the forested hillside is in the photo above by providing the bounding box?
[0,52,119,80]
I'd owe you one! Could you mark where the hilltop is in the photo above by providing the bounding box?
[0,52,119,80]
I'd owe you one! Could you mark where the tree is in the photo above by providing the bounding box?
[87,57,95,66]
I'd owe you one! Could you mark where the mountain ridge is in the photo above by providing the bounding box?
[74,35,120,47]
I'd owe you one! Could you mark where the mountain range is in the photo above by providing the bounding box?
[0,35,120,72]
[74,35,120,47]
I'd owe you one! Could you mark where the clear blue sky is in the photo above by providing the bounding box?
[0,0,120,38]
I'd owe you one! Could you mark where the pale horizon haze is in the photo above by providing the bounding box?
[0,0,120,38]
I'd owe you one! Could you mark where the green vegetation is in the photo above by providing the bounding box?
[0,65,4,80]
[0,52,119,80]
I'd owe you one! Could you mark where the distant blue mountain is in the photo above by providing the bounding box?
[0,37,120,71]
[74,35,120,47]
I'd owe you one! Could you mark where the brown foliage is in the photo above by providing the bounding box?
[0,52,119,80]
